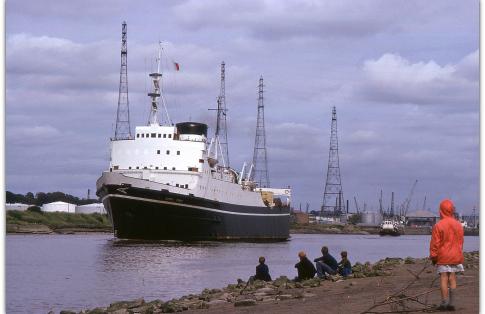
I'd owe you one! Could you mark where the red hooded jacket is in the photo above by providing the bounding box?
[429,200,464,265]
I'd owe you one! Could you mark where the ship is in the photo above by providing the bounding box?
[96,44,291,241]
[379,219,403,236]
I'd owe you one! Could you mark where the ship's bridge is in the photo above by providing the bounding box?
[109,123,207,188]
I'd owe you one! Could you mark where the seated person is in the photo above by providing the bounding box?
[294,251,316,281]
[337,251,352,277]
[313,246,338,279]
[253,256,272,281]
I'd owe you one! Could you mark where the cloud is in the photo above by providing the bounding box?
[4,1,479,214]
[358,50,478,106]
[172,0,415,40]
[7,125,61,141]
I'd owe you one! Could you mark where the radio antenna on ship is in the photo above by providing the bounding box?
[147,42,172,126]
[114,21,132,140]
[208,62,230,168]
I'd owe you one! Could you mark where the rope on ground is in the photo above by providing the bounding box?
[360,281,476,314]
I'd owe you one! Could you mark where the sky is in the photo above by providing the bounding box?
[5,0,479,215]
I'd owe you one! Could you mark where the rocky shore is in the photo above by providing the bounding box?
[58,251,479,314]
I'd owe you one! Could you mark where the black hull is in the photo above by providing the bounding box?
[97,185,290,241]
[379,229,401,236]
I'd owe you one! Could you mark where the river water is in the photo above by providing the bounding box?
[6,233,479,313]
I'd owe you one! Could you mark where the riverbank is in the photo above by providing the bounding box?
[6,210,112,234]
[291,223,479,236]
[63,251,479,314]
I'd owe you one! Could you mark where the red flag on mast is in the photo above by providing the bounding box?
[173,62,180,71]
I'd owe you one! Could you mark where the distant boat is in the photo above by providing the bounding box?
[379,219,402,236]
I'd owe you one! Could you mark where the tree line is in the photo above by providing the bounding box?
[6,191,99,206]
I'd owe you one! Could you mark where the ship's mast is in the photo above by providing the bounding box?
[114,21,132,139]
[208,62,230,168]
[147,42,172,126]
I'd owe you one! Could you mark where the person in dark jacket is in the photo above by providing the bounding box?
[314,246,338,279]
[253,256,272,281]
[294,251,316,281]
[337,251,352,277]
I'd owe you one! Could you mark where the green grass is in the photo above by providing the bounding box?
[6,210,112,230]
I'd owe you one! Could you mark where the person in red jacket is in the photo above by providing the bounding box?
[429,199,464,311]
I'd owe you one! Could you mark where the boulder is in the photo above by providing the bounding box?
[404,257,416,264]
[86,308,108,314]
[108,309,129,314]
[128,304,156,314]
[234,299,256,307]
[160,301,183,313]
[186,300,209,310]
[218,292,235,302]
[272,276,289,287]
[276,294,293,300]
[302,278,320,287]
[109,299,145,311]
[208,299,228,306]
[262,297,276,302]
[256,287,274,294]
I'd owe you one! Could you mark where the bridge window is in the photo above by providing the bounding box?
[141,134,145,138]
[163,134,167,138]
[163,167,167,170]
[157,150,160,154]
[172,167,176,170]
[158,134,161,138]
[168,134,172,138]
[151,133,156,138]
[166,150,170,155]
[177,151,180,155]
[137,134,140,138]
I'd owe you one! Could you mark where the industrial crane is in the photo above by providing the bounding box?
[402,180,418,217]
[354,196,360,213]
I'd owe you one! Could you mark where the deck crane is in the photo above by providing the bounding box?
[422,195,427,211]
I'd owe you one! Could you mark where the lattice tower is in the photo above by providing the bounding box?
[217,61,230,167]
[251,76,270,188]
[114,21,131,140]
[321,106,345,214]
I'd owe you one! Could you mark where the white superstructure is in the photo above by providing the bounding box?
[109,121,268,207]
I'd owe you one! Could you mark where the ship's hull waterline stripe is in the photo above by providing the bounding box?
[101,194,290,217]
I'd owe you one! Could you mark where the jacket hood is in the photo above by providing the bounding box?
[439,199,454,218]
